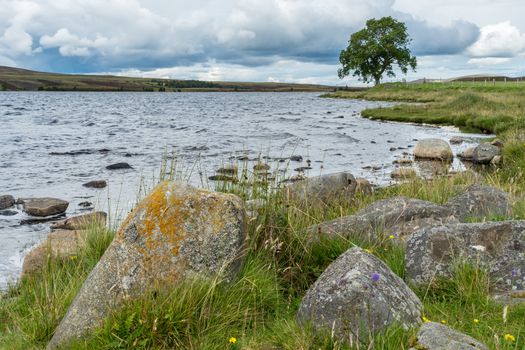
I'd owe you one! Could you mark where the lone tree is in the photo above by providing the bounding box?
[338,16,417,86]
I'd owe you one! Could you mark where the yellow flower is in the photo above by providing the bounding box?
[473,319,480,324]
[504,334,515,342]
[229,337,237,344]
[70,255,77,261]
[441,320,447,324]
[389,235,395,239]
[364,248,373,254]
[422,316,430,323]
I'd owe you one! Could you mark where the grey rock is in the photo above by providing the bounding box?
[285,172,356,207]
[445,185,511,221]
[47,181,246,349]
[472,143,500,164]
[0,210,18,216]
[106,162,133,170]
[355,178,373,196]
[82,180,107,189]
[216,165,238,175]
[410,322,488,350]
[23,198,69,217]
[414,139,453,161]
[406,221,525,291]
[297,247,422,343]
[449,136,464,145]
[253,162,270,171]
[51,211,107,230]
[0,195,15,210]
[290,155,303,162]
[458,147,475,160]
[393,158,414,165]
[307,196,456,243]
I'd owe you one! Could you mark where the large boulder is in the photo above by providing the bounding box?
[0,195,15,210]
[406,221,525,291]
[414,139,453,161]
[472,143,500,164]
[409,322,488,350]
[22,230,90,276]
[22,198,69,217]
[297,247,422,342]
[285,172,357,207]
[51,212,107,230]
[445,185,511,221]
[307,196,457,243]
[47,181,246,349]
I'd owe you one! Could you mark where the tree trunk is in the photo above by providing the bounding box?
[374,77,381,86]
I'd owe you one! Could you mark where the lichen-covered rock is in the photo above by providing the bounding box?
[22,198,69,217]
[414,139,453,161]
[285,172,356,207]
[48,181,246,349]
[297,247,422,342]
[409,322,488,350]
[406,221,525,291]
[22,230,90,276]
[445,185,511,221]
[472,143,500,164]
[51,211,107,230]
[307,196,456,243]
[0,195,15,210]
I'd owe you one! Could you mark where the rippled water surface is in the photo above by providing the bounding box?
[0,91,488,288]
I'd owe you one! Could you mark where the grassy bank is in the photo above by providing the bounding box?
[1,168,524,349]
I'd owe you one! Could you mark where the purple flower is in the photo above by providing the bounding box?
[511,269,518,277]
[371,272,381,282]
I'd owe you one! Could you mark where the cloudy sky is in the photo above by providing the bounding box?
[1,0,524,85]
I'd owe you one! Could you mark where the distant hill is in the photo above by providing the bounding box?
[409,75,525,84]
[0,66,335,92]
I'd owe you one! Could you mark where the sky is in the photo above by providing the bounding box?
[0,0,524,85]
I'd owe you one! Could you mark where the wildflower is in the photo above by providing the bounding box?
[422,316,430,323]
[441,320,447,324]
[473,319,480,324]
[511,269,518,277]
[229,337,237,344]
[504,334,515,342]
[70,255,77,261]
[371,272,381,282]
[364,248,373,254]
[389,235,395,239]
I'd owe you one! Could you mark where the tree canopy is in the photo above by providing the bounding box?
[338,16,417,86]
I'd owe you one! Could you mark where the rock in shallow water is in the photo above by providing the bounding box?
[51,211,107,230]
[47,181,246,349]
[409,322,488,350]
[472,143,500,164]
[0,195,15,210]
[297,247,422,343]
[106,162,133,170]
[22,198,69,217]
[82,180,107,189]
[414,139,453,161]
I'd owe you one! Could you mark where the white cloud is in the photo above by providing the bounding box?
[468,22,525,58]
[468,57,511,66]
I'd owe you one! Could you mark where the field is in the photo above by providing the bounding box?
[0,66,334,92]
[1,81,525,349]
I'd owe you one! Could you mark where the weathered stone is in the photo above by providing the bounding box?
[445,185,511,221]
[472,143,500,164]
[490,155,502,166]
[457,147,475,160]
[449,136,464,145]
[307,196,456,243]
[297,247,422,343]
[355,177,373,196]
[216,165,238,175]
[23,198,69,217]
[47,181,246,349]
[284,172,356,207]
[409,322,488,350]
[0,195,15,210]
[22,230,90,276]
[0,210,17,216]
[391,167,417,179]
[290,155,303,162]
[82,180,107,189]
[51,212,107,230]
[106,162,133,170]
[405,221,525,291]
[414,139,453,161]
